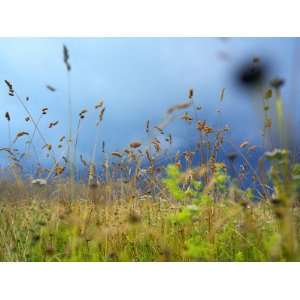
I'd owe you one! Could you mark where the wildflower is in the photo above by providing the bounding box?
[32,179,47,186]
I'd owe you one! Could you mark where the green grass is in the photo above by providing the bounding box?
[0,168,298,262]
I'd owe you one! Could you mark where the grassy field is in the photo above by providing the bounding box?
[0,154,299,261]
[1,46,300,261]
[0,179,299,262]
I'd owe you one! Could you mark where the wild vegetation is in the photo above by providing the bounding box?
[0,46,299,261]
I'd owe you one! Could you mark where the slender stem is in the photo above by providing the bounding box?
[274,89,287,148]
[5,121,22,186]
[66,71,75,200]
[26,113,42,158]
[7,122,11,150]
[66,72,73,168]
[14,91,57,164]
[74,118,82,179]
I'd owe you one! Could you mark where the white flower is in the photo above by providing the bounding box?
[32,179,47,186]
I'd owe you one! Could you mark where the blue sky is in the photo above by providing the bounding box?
[0,38,298,163]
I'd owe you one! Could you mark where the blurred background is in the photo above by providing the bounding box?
[0,38,299,164]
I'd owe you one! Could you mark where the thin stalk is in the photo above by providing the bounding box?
[5,120,22,187]
[7,121,11,150]
[190,93,207,181]
[26,113,43,158]
[262,97,272,150]
[74,117,82,180]
[274,89,287,148]
[14,91,57,164]
[66,71,75,200]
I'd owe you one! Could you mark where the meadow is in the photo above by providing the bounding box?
[0,46,300,261]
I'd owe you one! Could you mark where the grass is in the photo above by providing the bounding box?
[0,183,298,262]
[0,46,300,261]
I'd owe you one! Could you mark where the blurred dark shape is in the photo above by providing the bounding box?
[234,57,270,90]
[252,57,260,64]
[46,85,56,92]
[227,152,237,162]
[270,77,285,89]
[128,210,141,224]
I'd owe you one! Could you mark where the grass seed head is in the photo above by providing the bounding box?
[80,154,88,167]
[42,108,48,115]
[63,45,71,71]
[49,121,59,128]
[5,112,10,122]
[46,85,56,92]
[130,141,142,149]
[167,101,191,114]
[112,151,122,158]
[13,131,29,143]
[95,100,104,109]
